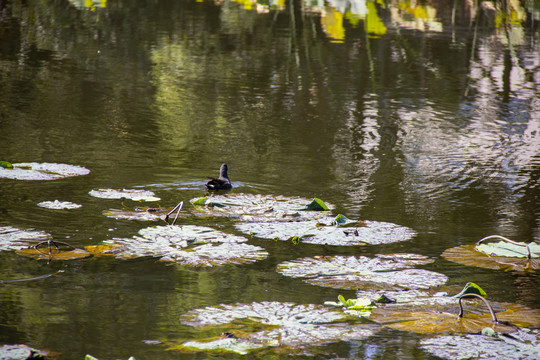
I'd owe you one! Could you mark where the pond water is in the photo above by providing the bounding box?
[1,0,539,358]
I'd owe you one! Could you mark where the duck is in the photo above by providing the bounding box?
[205,163,232,190]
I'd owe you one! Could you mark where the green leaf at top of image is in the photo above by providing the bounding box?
[303,198,329,211]
[0,161,13,169]
[453,282,487,298]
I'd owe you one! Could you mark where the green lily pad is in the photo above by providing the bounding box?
[235,217,416,246]
[420,329,540,359]
[442,244,540,272]
[324,295,374,317]
[0,161,13,169]
[476,241,540,259]
[190,194,334,221]
[0,162,90,180]
[89,188,160,202]
[276,254,447,290]
[179,301,379,353]
[99,225,268,266]
[37,200,82,210]
[0,226,51,251]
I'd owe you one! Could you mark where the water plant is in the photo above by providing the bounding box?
[0,162,90,180]
[276,253,447,290]
[442,235,540,271]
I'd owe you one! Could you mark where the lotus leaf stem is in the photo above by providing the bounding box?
[477,235,532,259]
[457,293,498,323]
[166,201,183,225]
[34,240,77,254]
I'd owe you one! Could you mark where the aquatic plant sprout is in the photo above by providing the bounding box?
[89,188,160,201]
[277,254,447,290]
[0,162,90,180]
[179,301,379,353]
[235,217,416,246]
[101,225,268,266]
[37,200,82,210]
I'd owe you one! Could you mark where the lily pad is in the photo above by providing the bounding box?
[102,207,172,221]
[442,244,540,272]
[354,283,487,308]
[0,344,49,359]
[476,239,540,259]
[190,194,334,221]
[89,188,160,202]
[37,200,82,210]
[178,336,264,355]
[235,217,416,246]
[98,225,268,266]
[420,329,540,359]
[0,162,90,180]
[369,296,540,334]
[276,254,447,290]
[0,226,51,251]
[16,246,91,260]
[179,301,379,353]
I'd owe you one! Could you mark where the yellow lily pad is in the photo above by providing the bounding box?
[442,244,540,272]
[16,247,91,261]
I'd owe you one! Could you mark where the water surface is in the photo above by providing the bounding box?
[1,0,539,358]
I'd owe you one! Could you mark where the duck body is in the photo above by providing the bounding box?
[205,163,232,190]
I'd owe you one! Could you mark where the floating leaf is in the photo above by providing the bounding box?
[476,241,540,259]
[277,254,446,290]
[369,296,540,334]
[37,200,82,210]
[102,207,173,221]
[174,336,265,355]
[303,198,329,211]
[0,344,48,359]
[420,329,540,359]
[89,188,160,202]
[442,244,540,272]
[0,226,51,251]
[16,247,91,261]
[0,162,90,180]
[325,296,374,317]
[100,225,267,267]
[190,193,334,222]
[85,244,124,256]
[0,161,13,169]
[179,301,379,353]
[453,282,487,298]
[236,217,416,246]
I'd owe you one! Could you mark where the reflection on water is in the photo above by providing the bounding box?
[0,0,539,358]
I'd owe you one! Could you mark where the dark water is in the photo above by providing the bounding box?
[1,0,539,358]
